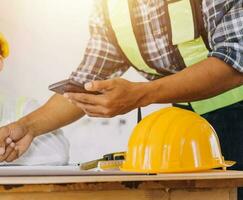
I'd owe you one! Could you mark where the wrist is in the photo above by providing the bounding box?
[16,117,38,138]
[134,81,159,107]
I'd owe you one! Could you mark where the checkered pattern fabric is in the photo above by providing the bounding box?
[70,0,243,83]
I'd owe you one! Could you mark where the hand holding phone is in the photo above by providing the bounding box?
[48,79,101,95]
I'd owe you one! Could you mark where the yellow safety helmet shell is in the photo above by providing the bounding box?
[121,107,234,173]
[0,33,10,58]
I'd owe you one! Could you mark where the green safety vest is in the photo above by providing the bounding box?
[106,0,243,115]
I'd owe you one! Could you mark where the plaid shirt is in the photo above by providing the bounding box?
[70,0,243,82]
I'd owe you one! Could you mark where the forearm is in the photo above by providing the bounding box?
[143,57,243,105]
[17,94,85,137]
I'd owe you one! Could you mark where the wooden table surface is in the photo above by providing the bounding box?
[0,170,242,184]
[0,170,243,200]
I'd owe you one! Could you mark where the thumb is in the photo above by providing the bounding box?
[84,80,113,92]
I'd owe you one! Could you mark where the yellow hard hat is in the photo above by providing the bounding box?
[121,107,235,173]
[0,33,10,58]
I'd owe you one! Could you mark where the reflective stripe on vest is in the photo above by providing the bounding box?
[107,0,243,115]
[168,0,195,45]
[107,0,160,75]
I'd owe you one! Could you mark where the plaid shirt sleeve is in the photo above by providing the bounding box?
[204,0,243,73]
[70,0,129,83]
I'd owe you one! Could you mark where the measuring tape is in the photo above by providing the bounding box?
[79,152,126,170]
[98,160,124,171]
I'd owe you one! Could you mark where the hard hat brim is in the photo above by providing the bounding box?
[120,161,236,174]
[223,160,236,167]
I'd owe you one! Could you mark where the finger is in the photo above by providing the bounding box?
[84,80,114,92]
[76,103,114,118]
[0,144,15,162]
[84,112,112,118]
[12,134,33,159]
[75,103,109,116]
[6,137,12,145]
[10,142,16,148]
[6,150,19,163]
[0,147,5,156]
[66,93,107,106]
[0,126,10,155]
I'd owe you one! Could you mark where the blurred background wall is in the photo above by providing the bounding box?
[0,0,168,163]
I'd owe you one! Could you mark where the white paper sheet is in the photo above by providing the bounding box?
[0,165,144,176]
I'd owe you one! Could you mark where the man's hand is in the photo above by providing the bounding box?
[64,78,148,118]
[0,94,84,164]
[0,123,34,162]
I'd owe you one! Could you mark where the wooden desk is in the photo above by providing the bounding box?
[1,170,243,200]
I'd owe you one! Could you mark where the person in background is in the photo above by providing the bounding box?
[0,55,3,71]
[0,33,9,71]
[0,33,70,165]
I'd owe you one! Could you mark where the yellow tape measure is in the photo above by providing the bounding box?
[79,152,126,171]
[98,160,124,171]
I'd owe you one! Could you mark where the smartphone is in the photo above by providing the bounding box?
[48,79,100,95]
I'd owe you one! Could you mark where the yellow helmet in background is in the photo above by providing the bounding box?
[0,33,10,58]
[121,107,234,173]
